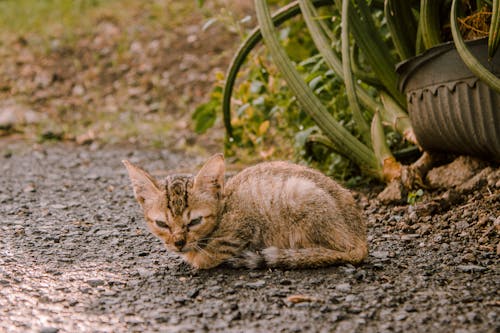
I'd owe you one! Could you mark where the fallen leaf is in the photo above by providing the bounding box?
[286,294,321,304]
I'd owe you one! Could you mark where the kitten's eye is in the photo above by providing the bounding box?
[188,217,202,228]
[154,220,170,230]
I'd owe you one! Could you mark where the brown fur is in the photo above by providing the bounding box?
[123,154,367,269]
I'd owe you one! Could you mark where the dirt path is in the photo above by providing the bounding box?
[1,143,498,332]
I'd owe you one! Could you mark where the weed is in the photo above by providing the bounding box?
[407,189,424,205]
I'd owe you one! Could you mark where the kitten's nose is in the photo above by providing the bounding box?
[174,239,186,249]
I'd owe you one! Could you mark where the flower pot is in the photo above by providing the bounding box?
[397,37,500,161]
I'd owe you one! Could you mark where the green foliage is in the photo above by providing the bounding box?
[192,87,221,134]
[407,189,424,205]
[0,0,103,35]
[197,0,496,184]
[197,13,372,182]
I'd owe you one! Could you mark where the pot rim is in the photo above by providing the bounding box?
[395,37,488,93]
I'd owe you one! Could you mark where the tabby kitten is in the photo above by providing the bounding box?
[123,154,367,269]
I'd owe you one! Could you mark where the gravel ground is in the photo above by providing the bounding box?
[1,142,498,333]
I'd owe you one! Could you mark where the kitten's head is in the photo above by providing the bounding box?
[123,154,225,254]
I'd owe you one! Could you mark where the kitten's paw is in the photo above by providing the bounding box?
[227,251,264,269]
[242,251,264,269]
[261,246,280,266]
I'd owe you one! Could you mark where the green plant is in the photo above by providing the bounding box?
[213,0,499,185]
[194,4,370,180]
[407,189,424,205]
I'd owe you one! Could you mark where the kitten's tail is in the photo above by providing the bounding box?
[246,244,368,269]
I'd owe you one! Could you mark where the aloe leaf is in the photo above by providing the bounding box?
[379,92,418,145]
[340,0,371,144]
[350,44,383,87]
[371,111,402,182]
[420,0,442,49]
[298,0,343,81]
[348,0,406,106]
[306,133,344,155]
[415,14,425,55]
[384,0,417,60]
[489,0,500,59]
[222,0,332,139]
[451,0,500,93]
[255,0,381,175]
[299,0,382,113]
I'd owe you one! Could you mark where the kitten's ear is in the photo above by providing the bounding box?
[122,160,161,206]
[194,153,225,198]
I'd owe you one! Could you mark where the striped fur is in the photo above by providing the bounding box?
[123,154,367,269]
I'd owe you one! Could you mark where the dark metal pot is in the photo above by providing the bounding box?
[397,37,500,161]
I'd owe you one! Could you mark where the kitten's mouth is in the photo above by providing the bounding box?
[176,246,193,253]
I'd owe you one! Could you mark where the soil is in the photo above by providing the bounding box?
[0,142,498,333]
[0,0,254,150]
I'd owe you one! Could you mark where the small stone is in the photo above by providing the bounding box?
[354,270,367,281]
[72,84,85,96]
[335,283,351,293]
[487,311,497,321]
[486,169,500,187]
[395,312,408,321]
[418,223,432,235]
[246,280,266,289]
[86,279,106,287]
[403,304,416,312]
[174,296,189,305]
[23,183,36,193]
[187,288,200,298]
[154,314,169,323]
[207,285,222,293]
[229,311,242,321]
[39,327,59,333]
[435,190,462,210]
[457,265,487,272]
[330,311,344,322]
[279,279,292,285]
[0,194,10,203]
[377,180,405,204]
[427,156,485,189]
[455,220,469,230]
[465,311,480,323]
[461,253,476,263]
[345,294,358,302]
[86,173,100,180]
[51,204,67,210]
[457,167,492,193]
[371,251,389,259]
[401,234,420,241]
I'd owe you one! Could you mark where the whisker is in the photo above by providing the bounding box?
[193,244,215,259]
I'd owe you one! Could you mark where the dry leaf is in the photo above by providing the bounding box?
[286,294,320,304]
